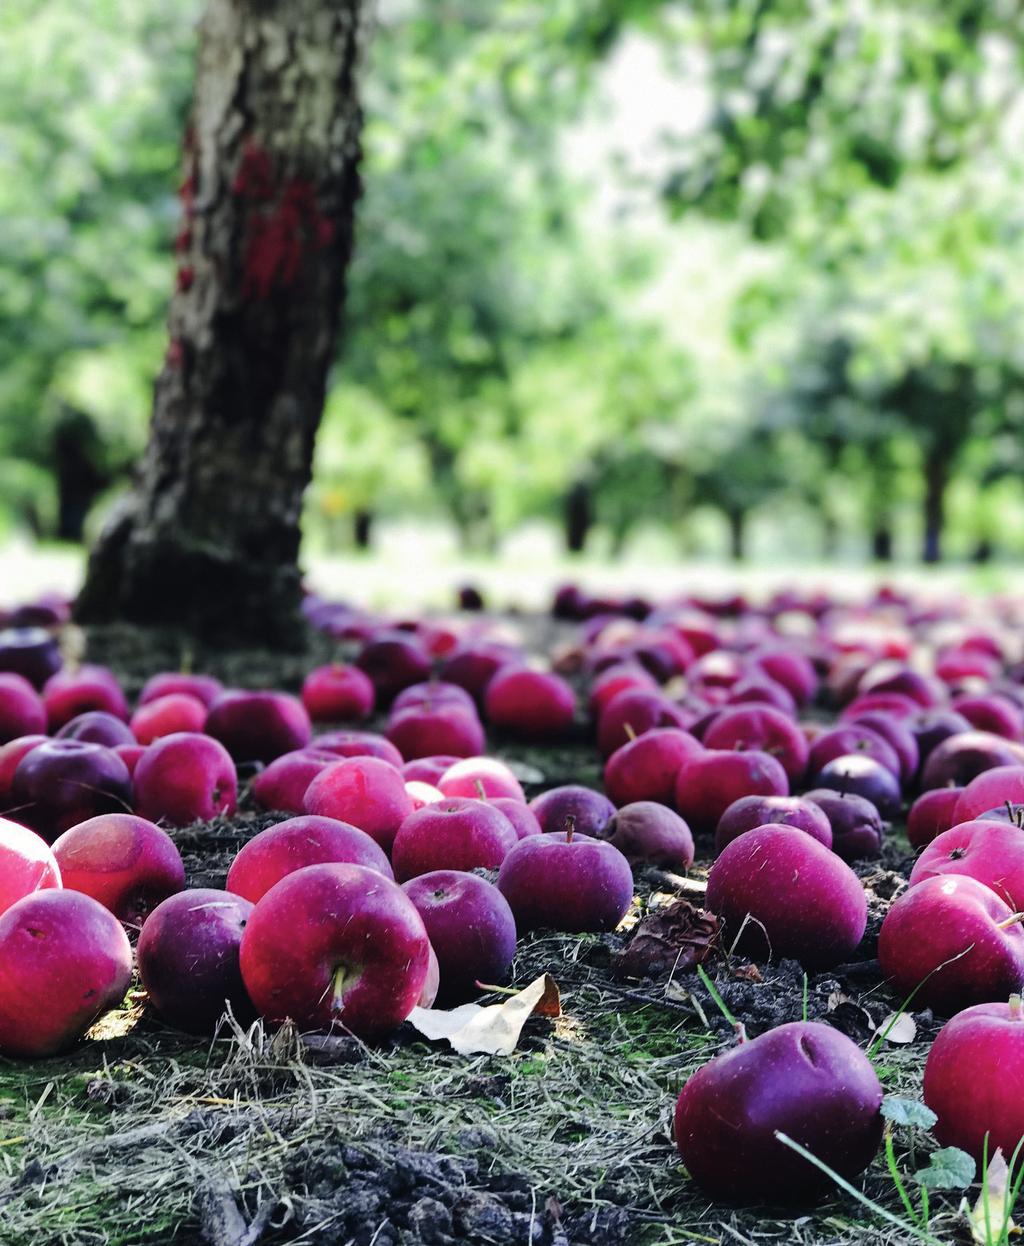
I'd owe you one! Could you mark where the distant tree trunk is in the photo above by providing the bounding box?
[922,449,948,565]
[565,481,591,554]
[75,0,364,644]
[727,509,746,561]
[821,514,839,558]
[353,509,373,549]
[53,411,110,543]
[871,525,893,563]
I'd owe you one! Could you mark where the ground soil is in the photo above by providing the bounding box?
[0,621,965,1246]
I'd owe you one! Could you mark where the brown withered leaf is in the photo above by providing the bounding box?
[611,899,719,981]
[731,963,763,983]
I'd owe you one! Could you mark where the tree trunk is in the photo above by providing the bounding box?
[53,411,110,543]
[821,513,839,559]
[871,525,893,563]
[727,509,746,561]
[564,481,591,555]
[353,509,373,550]
[75,0,364,644]
[922,450,948,565]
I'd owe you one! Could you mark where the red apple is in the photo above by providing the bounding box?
[601,801,694,869]
[250,748,342,814]
[391,797,518,881]
[226,814,393,902]
[596,689,691,758]
[715,795,833,854]
[706,825,867,966]
[0,890,132,1057]
[906,787,963,849]
[42,665,128,730]
[529,785,616,836]
[238,862,431,1039]
[133,732,238,826]
[703,705,809,784]
[310,729,404,769]
[402,870,517,1004]
[485,667,576,739]
[0,818,61,916]
[438,756,525,802]
[56,711,136,748]
[675,1021,882,1203]
[910,819,1024,911]
[497,830,633,933]
[675,749,789,833]
[138,672,223,708]
[0,673,45,743]
[11,740,132,840]
[303,755,413,851]
[51,814,185,926]
[953,766,1024,825]
[878,875,1024,1012]
[130,693,208,745]
[205,690,312,763]
[603,728,703,807]
[138,888,254,1033]
[386,705,485,760]
[301,663,376,722]
[923,997,1024,1162]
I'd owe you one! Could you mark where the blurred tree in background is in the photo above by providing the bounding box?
[3,0,1024,566]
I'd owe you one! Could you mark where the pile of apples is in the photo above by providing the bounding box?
[2,582,1024,1205]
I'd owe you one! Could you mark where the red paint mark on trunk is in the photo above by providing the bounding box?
[176,266,195,292]
[241,178,334,300]
[233,142,275,201]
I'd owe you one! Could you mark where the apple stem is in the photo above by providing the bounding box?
[734,1021,748,1044]
[996,912,1024,930]
[1009,993,1023,1021]
[475,779,487,800]
[565,814,575,844]
[623,722,636,741]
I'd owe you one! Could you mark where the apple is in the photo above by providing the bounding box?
[401,755,461,786]
[438,756,525,802]
[392,680,476,715]
[751,647,819,706]
[806,725,900,781]
[601,801,694,870]
[440,642,521,705]
[310,729,404,769]
[490,797,542,839]
[133,732,238,826]
[858,664,938,709]
[113,743,147,777]
[0,734,46,808]
[405,780,443,810]
[715,795,833,854]
[138,672,224,707]
[498,829,632,933]
[51,814,185,926]
[0,627,62,688]
[810,754,901,821]
[226,814,393,902]
[840,692,919,722]
[603,728,703,808]
[301,663,375,722]
[848,710,919,785]
[386,705,485,760]
[11,740,132,840]
[55,710,136,748]
[596,689,691,758]
[726,676,797,716]
[923,997,1024,1162]
[238,862,431,1039]
[920,731,1024,791]
[908,709,973,768]
[355,631,432,703]
[0,890,132,1057]
[674,1021,883,1203]
[0,818,61,916]
[675,749,789,834]
[529,785,616,837]
[878,875,1024,1012]
[303,755,414,851]
[907,787,964,849]
[951,694,1024,743]
[0,673,46,743]
[205,690,312,763]
[130,693,208,745]
[702,705,809,784]
[910,819,1024,911]
[587,664,658,717]
[250,748,342,814]
[706,825,867,966]
[138,888,254,1033]
[42,665,128,729]
[402,870,517,1004]
[485,667,576,739]
[802,789,885,861]
[391,797,518,881]
[952,766,1024,825]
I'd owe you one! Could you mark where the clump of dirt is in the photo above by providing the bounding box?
[266,1135,634,1246]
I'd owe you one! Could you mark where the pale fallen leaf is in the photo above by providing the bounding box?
[407,974,560,1055]
[969,1149,1017,1244]
[879,1011,917,1044]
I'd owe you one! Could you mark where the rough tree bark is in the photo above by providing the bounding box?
[75,0,364,644]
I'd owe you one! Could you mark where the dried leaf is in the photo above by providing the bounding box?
[879,1011,917,1045]
[407,974,560,1055]
[731,963,763,983]
[610,899,719,981]
[969,1149,1017,1244]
